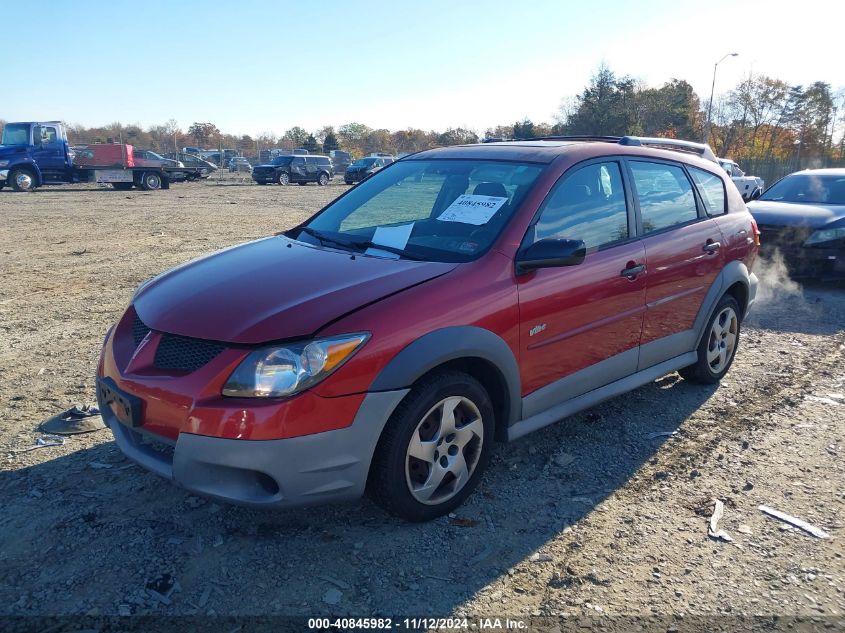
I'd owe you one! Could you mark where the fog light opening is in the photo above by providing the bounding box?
[255,471,280,496]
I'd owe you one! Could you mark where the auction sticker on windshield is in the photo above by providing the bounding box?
[438,194,508,225]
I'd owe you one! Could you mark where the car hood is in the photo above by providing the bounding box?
[747,200,845,229]
[133,235,456,344]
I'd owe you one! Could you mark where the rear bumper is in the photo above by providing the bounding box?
[747,271,759,313]
[100,388,408,508]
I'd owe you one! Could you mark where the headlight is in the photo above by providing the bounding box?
[222,333,369,398]
[0,160,9,167]
[805,227,845,245]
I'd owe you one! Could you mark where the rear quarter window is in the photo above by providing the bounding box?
[689,167,727,216]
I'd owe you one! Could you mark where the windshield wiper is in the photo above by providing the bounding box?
[346,239,425,261]
[297,227,423,261]
[297,227,358,252]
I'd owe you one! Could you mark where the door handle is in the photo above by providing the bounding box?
[621,263,646,279]
[703,241,721,253]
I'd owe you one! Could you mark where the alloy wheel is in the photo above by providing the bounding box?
[706,306,738,373]
[404,396,484,505]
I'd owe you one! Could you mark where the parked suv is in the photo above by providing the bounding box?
[252,154,333,186]
[97,136,759,521]
[344,156,393,184]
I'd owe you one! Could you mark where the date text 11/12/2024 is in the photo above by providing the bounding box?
[307,617,527,630]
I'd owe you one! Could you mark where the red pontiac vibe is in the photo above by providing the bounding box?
[97,136,760,521]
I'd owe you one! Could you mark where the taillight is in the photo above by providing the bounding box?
[749,217,761,247]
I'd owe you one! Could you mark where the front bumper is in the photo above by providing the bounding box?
[760,243,845,279]
[99,388,408,507]
[344,171,368,183]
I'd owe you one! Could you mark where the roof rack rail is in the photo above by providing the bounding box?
[481,135,718,163]
[525,135,623,143]
[618,136,717,163]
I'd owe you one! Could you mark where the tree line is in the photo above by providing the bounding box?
[2,64,842,163]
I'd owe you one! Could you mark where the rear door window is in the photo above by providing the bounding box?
[689,166,727,216]
[532,161,629,250]
[629,161,698,233]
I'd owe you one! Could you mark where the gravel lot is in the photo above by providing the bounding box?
[1,175,843,626]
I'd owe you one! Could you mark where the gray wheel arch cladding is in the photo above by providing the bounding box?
[368,326,522,429]
[692,259,757,348]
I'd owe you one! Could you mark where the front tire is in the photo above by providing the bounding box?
[277,172,290,186]
[9,167,37,192]
[368,371,494,522]
[680,295,741,384]
[317,172,329,186]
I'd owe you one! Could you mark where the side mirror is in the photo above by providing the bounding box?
[516,238,586,274]
[750,188,762,200]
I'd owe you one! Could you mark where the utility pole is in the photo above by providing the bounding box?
[704,53,739,144]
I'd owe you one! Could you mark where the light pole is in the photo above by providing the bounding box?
[704,52,738,144]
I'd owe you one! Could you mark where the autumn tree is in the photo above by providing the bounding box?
[338,122,372,155]
[437,128,478,146]
[281,126,308,148]
[188,122,219,146]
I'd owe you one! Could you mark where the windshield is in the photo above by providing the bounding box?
[1,123,30,145]
[294,159,545,263]
[760,173,845,205]
[271,157,293,166]
[351,158,377,168]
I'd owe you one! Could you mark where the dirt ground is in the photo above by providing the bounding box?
[0,174,843,628]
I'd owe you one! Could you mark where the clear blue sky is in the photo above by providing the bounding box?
[2,0,841,136]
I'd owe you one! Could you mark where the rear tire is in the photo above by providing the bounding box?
[9,167,37,192]
[679,294,741,384]
[368,371,494,522]
[139,171,162,191]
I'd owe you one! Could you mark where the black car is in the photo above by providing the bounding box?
[344,156,393,184]
[747,168,845,279]
[252,155,333,186]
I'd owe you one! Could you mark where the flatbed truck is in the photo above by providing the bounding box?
[0,121,184,192]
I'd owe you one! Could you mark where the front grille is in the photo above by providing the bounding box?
[132,314,151,346]
[758,224,812,249]
[154,333,226,372]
